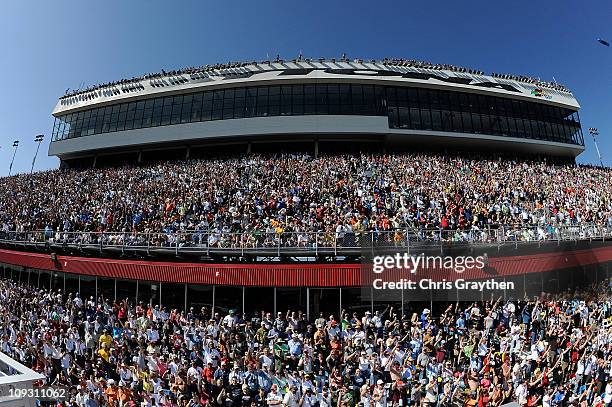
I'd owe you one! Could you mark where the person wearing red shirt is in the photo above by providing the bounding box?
[203,362,215,384]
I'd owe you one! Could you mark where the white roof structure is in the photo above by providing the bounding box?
[53,58,579,115]
[48,58,584,162]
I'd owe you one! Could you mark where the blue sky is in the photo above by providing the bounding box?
[0,0,610,173]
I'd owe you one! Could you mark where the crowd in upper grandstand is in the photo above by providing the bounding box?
[0,153,610,248]
[59,56,569,100]
[381,59,568,93]
[1,276,612,406]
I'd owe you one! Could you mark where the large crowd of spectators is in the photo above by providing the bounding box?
[381,59,569,93]
[488,73,569,93]
[2,277,612,406]
[59,57,569,101]
[0,153,610,248]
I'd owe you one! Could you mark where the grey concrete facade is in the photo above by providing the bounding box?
[49,115,584,159]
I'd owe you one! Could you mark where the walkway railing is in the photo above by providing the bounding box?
[0,224,610,257]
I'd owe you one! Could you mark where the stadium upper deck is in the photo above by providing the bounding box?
[49,57,584,166]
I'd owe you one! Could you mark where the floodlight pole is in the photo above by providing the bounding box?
[8,140,19,176]
[31,134,45,174]
[588,128,604,167]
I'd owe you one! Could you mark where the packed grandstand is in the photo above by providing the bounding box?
[1,276,612,406]
[0,153,610,249]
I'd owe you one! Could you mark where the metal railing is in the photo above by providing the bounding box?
[0,224,610,257]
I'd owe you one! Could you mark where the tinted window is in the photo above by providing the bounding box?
[51,84,581,146]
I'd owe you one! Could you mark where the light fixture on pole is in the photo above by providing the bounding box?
[588,127,604,167]
[31,134,45,174]
[8,140,19,176]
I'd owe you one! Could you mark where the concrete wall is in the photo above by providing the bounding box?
[49,115,584,159]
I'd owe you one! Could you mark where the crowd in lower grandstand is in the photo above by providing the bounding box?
[0,153,610,248]
[2,277,612,406]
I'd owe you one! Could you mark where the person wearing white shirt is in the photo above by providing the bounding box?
[283,385,299,407]
[575,358,585,383]
[300,389,318,407]
[358,352,371,373]
[360,385,372,407]
[229,366,245,384]
[353,329,366,343]
[223,310,238,328]
[604,382,612,405]
[0,338,10,354]
[318,388,332,407]
[542,391,551,407]
[259,349,273,369]
[168,358,180,376]
[73,296,83,308]
[147,355,160,373]
[371,312,383,330]
[74,387,87,406]
[372,380,387,407]
[515,380,528,405]
[266,384,283,406]
[207,321,219,337]
[65,334,75,353]
[204,345,220,368]
[187,362,201,382]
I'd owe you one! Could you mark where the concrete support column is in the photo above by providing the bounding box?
[306,288,310,321]
[338,288,342,321]
[92,155,97,168]
[184,284,188,313]
[314,139,319,158]
[247,142,252,154]
[137,151,142,164]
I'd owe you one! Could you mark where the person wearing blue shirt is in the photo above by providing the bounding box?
[287,334,302,357]
[352,368,367,391]
[420,309,431,328]
[551,386,566,405]
[244,364,260,393]
[112,324,123,339]
[258,364,273,392]
[402,358,416,382]
[456,315,466,335]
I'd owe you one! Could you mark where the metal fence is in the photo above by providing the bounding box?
[0,224,610,256]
